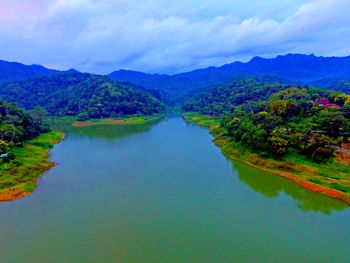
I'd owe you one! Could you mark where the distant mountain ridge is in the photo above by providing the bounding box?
[1,54,350,99]
[109,54,350,98]
[0,60,77,82]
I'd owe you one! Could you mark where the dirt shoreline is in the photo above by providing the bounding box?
[0,186,31,202]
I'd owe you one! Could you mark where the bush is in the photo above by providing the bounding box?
[309,178,324,185]
[2,151,16,162]
[77,112,90,121]
[0,140,9,154]
[330,183,350,193]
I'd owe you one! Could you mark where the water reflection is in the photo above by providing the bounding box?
[232,161,348,214]
[50,117,163,140]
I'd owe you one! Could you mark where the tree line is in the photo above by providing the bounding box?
[0,72,165,120]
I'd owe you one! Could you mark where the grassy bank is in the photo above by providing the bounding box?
[184,112,350,205]
[0,131,65,202]
[50,114,164,127]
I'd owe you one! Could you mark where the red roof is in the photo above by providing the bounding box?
[316,97,330,105]
[325,104,341,109]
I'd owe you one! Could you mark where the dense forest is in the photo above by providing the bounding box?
[183,79,350,163]
[183,77,294,116]
[221,88,350,162]
[0,72,165,120]
[0,100,49,155]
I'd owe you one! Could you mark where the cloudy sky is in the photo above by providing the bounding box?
[0,0,349,74]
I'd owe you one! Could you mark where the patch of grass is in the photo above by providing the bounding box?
[0,131,65,198]
[52,114,165,127]
[23,182,36,193]
[183,112,220,127]
[31,141,54,148]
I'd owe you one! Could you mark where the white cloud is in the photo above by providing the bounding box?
[0,0,349,73]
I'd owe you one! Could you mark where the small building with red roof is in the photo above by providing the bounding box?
[316,97,329,106]
[315,97,341,109]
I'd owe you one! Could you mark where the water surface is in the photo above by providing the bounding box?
[0,116,349,262]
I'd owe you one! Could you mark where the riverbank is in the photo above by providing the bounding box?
[0,131,65,202]
[50,114,164,127]
[184,112,350,205]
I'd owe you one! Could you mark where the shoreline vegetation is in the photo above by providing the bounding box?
[0,131,65,202]
[183,112,350,205]
[50,114,165,127]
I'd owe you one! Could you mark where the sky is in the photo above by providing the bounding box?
[0,0,349,74]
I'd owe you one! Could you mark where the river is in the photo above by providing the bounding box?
[0,115,349,262]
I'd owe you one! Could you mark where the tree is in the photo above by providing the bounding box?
[270,100,288,116]
[0,124,23,143]
[77,112,90,121]
[305,135,335,163]
[30,106,48,125]
[345,97,350,106]
[334,93,349,107]
[0,100,48,144]
[317,109,345,137]
[0,140,8,154]
[268,131,289,158]
[342,105,350,118]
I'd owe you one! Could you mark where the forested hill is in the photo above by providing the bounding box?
[219,87,350,163]
[183,76,350,117]
[0,72,165,118]
[183,77,295,116]
[309,79,350,94]
[0,60,62,82]
[109,54,350,99]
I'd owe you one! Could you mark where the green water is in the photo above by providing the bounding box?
[0,116,349,263]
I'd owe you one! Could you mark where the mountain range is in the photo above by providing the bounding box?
[109,54,350,98]
[1,54,350,99]
[0,60,59,82]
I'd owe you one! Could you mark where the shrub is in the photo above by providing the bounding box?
[77,112,90,121]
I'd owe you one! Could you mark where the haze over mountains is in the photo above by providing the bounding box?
[109,54,350,97]
[1,54,350,98]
